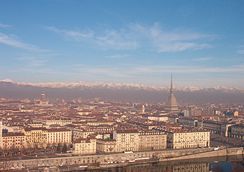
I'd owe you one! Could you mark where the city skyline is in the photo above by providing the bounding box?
[1,0,244,88]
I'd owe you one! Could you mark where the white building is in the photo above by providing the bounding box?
[73,137,96,155]
[167,130,210,149]
[113,130,139,152]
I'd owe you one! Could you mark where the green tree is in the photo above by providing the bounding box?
[57,143,62,153]
[62,143,68,153]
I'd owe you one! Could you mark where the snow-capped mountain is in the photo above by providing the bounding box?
[0,79,242,92]
[0,79,243,104]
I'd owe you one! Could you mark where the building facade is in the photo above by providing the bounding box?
[230,124,244,140]
[96,139,116,153]
[168,130,210,149]
[113,130,140,152]
[139,131,167,151]
[73,138,96,155]
[25,127,72,147]
[2,132,26,149]
[202,120,222,134]
[72,129,95,141]
[25,128,47,148]
[178,117,199,127]
[46,128,72,145]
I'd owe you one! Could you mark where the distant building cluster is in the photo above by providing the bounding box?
[0,78,243,157]
[0,120,210,154]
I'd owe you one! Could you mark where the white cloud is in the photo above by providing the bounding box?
[0,23,12,28]
[192,57,212,61]
[95,30,138,49]
[156,42,211,52]
[106,54,130,59]
[0,32,47,52]
[131,23,215,52]
[46,26,138,50]
[46,26,94,40]
[70,64,244,80]
[133,23,212,41]
[47,23,215,52]
[131,65,244,73]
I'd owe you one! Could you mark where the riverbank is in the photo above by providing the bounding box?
[85,155,243,171]
[0,147,243,171]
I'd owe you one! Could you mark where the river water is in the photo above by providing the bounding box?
[86,156,244,172]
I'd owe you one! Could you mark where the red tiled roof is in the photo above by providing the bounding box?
[116,129,139,133]
[3,132,25,137]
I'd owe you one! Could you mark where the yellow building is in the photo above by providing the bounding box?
[47,128,72,145]
[73,128,95,141]
[73,137,96,155]
[168,129,210,149]
[2,132,26,150]
[139,131,167,151]
[25,127,47,147]
[113,130,139,152]
[96,139,116,153]
[25,127,72,147]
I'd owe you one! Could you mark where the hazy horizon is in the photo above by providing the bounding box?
[1,80,244,104]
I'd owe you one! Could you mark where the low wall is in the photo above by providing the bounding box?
[0,147,243,170]
[164,147,243,161]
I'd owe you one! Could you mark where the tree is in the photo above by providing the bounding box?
[62,144,68,153]
[57,143,62,153]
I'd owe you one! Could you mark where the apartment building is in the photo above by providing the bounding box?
[73,137,96,155]
[168,129,210,149]
[96,139,116,153]
[25,127,72,147]
[25,127,47,147]
[2,132,26,149]
[46,128,72,145]
[113,129,139,152]
[139,131,167,151]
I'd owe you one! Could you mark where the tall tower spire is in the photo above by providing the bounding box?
[166,74,179,113]
[170,73,173,93]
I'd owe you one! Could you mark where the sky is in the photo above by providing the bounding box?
[0,0,244,88]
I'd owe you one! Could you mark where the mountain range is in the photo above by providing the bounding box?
[0,80,244,104]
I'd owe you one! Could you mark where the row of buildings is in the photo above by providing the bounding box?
[73,129,210,154]
[74,128,210,154]
[0,120,210,155]
[1,126,72,150]
[176,117,244,140]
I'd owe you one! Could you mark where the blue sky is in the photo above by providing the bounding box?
[0,0,244,88]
